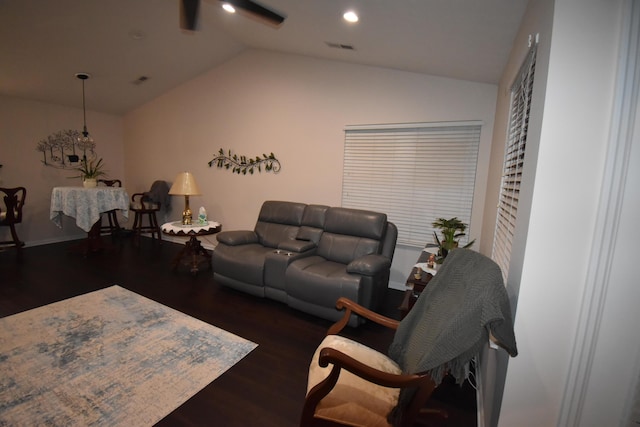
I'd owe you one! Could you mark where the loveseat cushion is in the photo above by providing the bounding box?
[255,223,302,249]
[296,204,329,243]
[315,208,387,264]
[286,256,363,308]
[324,207,387,240]
[216,230,258,246]
[317,234,381,266]
[213,243,274,287]
[258,200,307,224]
[254,201,307,248]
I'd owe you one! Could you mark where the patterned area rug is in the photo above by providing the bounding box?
[0,285,257,426]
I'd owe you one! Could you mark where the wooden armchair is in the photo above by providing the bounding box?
[301,298,441,427]
[0,187,26,259]
[301,249,519,427]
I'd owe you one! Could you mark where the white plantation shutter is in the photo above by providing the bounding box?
[492,45,537,279]
[342,121,481,247]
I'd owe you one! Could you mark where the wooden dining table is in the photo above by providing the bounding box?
[50,186,129,254]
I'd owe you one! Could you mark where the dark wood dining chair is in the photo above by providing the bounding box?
[0,186,26,260]
[130,181,169,246]
[97,179,122,237]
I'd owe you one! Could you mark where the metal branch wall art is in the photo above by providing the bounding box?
[36,129,97,169]
[208,149,281,175]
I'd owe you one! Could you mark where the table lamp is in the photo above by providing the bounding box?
[169,172,201,225]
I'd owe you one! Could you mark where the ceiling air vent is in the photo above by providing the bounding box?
[325,42,355,50]
[132,76,150,86]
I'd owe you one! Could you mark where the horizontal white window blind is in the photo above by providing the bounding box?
[342,122,481,247]
[492,44,537,280]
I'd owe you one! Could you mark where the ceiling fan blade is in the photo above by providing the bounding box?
[221,0,286,26]
[181,0,200,31]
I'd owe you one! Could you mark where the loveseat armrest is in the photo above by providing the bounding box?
[278,239,316,253]
[216,230,258,246]
[346,254,391,276]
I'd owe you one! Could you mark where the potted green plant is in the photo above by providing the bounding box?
[71,157,107,188]
[432,217,475,260]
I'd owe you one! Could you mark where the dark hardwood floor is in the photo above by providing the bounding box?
[0,236,476,426]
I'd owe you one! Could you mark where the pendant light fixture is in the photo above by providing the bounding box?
[75,72,94,147]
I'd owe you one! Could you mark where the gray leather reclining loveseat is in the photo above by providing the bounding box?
[212,201,397,326]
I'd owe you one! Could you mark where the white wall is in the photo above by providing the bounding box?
[579,77,640,426]
[560,0,640,424]
[497,0,628,426]
[123,49,499,287]
[0,95,124,245]
[478,0,554,424]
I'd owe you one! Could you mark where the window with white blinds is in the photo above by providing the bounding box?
[342,121,481,248]
[492,45,537,279]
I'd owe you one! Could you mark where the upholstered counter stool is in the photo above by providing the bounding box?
[130,181,169,247]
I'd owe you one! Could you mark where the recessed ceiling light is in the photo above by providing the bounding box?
[222,3,236,13]
[343,10,358,23]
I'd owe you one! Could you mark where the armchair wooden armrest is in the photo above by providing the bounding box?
[303,346,438,427]
[131,192,160,210]
[318,347,431,389]
[327,297,399,336]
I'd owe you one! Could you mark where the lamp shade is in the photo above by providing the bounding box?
[169,172,201,196]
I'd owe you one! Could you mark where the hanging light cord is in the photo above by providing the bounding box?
[75,72,91,140]
[81,78,88,137]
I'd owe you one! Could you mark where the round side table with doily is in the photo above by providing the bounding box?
[161,221,222,275]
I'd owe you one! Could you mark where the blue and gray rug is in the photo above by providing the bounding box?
[0,285,257,426]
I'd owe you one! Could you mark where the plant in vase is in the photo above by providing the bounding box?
[432,217,475,261]
[71,157,107,187]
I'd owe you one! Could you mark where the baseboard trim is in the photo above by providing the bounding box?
[476,359,486,427]
[21,232,219,252]
[388,281,406,291]
[22,235,85,248]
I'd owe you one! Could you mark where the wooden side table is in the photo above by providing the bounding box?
[399,270,433,319]
[398,248,438,318]
[161,221,222,275]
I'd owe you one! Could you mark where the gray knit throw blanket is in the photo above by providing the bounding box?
[387,248,517,424]
[144,180,171,217]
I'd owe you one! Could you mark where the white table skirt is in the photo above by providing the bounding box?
[50,186,130,232]
[161,221,221,235]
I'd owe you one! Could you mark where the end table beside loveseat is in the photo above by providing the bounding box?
[161,221,221,275]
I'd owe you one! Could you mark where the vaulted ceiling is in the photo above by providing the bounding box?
[0,0,528,115]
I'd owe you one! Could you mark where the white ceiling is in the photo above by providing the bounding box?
[0,0,528,115]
